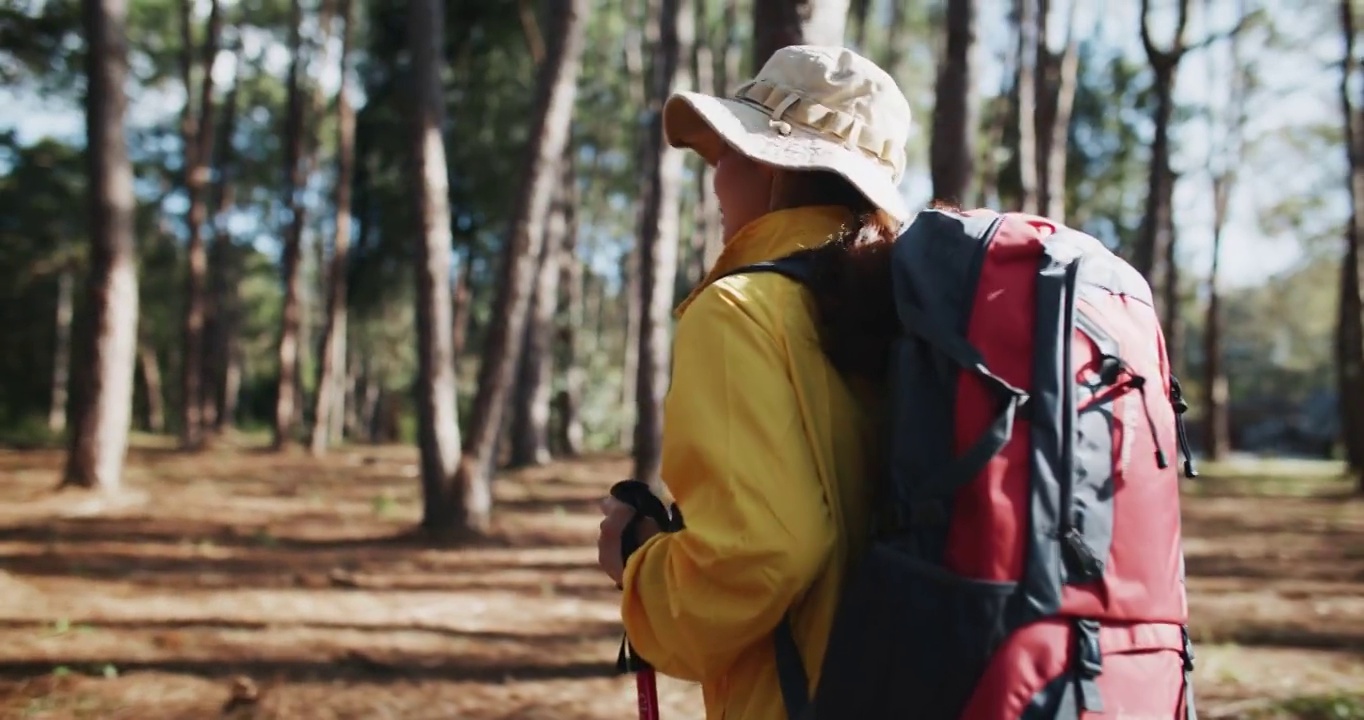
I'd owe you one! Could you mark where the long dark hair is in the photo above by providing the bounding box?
[770,169,901,381]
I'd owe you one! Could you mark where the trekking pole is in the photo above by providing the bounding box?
[609,480,681,720]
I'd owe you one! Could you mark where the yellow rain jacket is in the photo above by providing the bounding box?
[620,205,886,720]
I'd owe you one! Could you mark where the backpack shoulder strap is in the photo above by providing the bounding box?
[718,252,818,287]
[719,251,818,719]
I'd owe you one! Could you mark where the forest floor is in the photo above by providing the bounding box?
[0,437,1361,719]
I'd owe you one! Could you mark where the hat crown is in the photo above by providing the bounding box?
[743,45,912,180]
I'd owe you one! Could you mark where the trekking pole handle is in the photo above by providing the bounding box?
[609,479,683,677]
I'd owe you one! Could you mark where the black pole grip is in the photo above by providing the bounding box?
[609,479,682,675]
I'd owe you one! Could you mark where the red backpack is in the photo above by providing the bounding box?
[749,209,1199,719]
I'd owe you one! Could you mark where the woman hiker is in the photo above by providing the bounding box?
[596,45,914,720]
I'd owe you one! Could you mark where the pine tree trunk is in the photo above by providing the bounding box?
[689,0,720,285]
[1014,0,1040,214]
[222,345,241,428]
[1203,175,1231,461]
[721,0,741,91]
[452,0,591,530]
[272,0,307,450]
[311,0,356,457]
[634,0,693,489]
[451,253,473,360]
[1137,0,1190,362]
[49,267,74,434]
[849,0,870,51]
[204,49,241,434]
[138,341,165,433]
[555,164,585,457]
[1043,0,1080,221]
[179,0,221,450]
[618,0,651,449]
[930,0,979,205]
[63,0,139,492]
[409,0,465,535]
[751,0,848,72]
[1337,0,1364,484]
[509,158,570,468]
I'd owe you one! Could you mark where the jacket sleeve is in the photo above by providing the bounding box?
[618,279,835,683]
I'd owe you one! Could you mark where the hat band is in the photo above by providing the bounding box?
[732,79,904,180]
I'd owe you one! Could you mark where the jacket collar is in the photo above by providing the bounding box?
[675,205,852,317]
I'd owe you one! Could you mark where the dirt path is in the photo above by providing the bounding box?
[0,446,1360,719]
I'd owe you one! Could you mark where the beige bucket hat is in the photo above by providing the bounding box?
[663,45,913,223]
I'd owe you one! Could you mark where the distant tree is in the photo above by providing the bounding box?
[751,0,848,72]
[930,0,979,205]
[177,0,222,450]
[1201,0,1254,462]
[311,0,358,457]
[633,0,693,490]
[448,0,591,533]
[1337,0,1364,485]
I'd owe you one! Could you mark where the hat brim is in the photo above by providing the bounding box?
[663,91,910,223]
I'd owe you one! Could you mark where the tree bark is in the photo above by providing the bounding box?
[930,0,979,205]
[1201,1,1250,463]
[1015,0,1040,214]
[179,0,221,450]
[49,266,74,434]
[63,0,138,492]
[1204,174,1232,460]
[509,155,571,468]
[451,251,474,361]
[849,0,870,51]
[1042,0,1081,221]
[452,0,591,531]
[555,161,585,457]
[634,0,693,489]
[1137,0,1191,364]
[1337,0,1364,483]
[721,0,741,92]
[409,0,465,534]
[205,47,241,434]
[751,0,848,73]
[618,0,652,449]
[310,0,356,457]
[221,344,241,429]
[138,341,165,433]
[689,0,721,285]
[272,0,307,450]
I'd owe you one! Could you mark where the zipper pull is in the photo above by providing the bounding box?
[1098,354,1169,470]
[1127,375,1169,469]
[1170,376,1200,478]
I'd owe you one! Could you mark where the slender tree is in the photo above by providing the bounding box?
[634,0,694,489]
[311,0,357,456]
[930,0,979,205]
[451,0,591,532]
[1015,0,1040,214]
[272,0,307,449]
[1338,0,1364,484]
[409,0,464,534]
[63,0,139,491]
[1201,0,1252,462]
[1137,0,1191,366]
[179,0,222,449]
[751,0,848,73]
[48,266,74,433]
